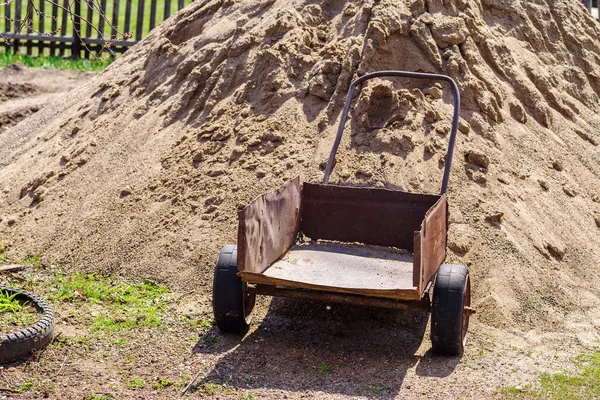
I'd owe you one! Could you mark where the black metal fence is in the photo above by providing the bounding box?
[0,0,190,58]
[581,0,599,20]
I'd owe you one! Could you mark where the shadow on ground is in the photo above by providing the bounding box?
[193,297,461,398]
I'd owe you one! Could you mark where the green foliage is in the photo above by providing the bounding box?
[49,273,172,333]
[85,394,113,400]
[500,349,600,399]
[22,253,42,265]
[14,380,54,394]
[196,381,223,394]
[0,290,25,313]
[0,290,38,328]
[126,377,145,389]
[16,381,36,392]
[152,379,172,390]
[317,364,333,372]
[0,241,9,262]
[201,333,219,345]
[368,386,384,394]
[0,52,111,71]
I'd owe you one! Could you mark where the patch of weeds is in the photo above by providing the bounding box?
[368,386,385,394]
[49,273,172,334]
[51,335,90,349]
[195,381,223,394]
[16,381,36,392]
[111,337,128,346]
[126,377,145,389]
[501,385,531,395]
[355,384,388,396]
[0,290,38,331]
[181,315,214,329]
[0,290,26,312]
[92,314,137,332]
[14,379,54,394]
[317,364,333,372]
[0,241,8,262]
[152,379,172,390]
[201,333,219,345]
[499,348,600,399]
[123,353,138,364]
[85,394,113,400]
[240,393,260,399]
[22,253,42,265]
[151,379,184,392]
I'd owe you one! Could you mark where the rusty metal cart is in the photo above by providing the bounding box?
[212,71,473,355]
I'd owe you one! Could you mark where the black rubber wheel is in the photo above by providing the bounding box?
[430,264,471,356]
[0,285,55,364]
[212,244,255,334]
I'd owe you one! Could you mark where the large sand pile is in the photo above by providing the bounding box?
[1,0,600,336]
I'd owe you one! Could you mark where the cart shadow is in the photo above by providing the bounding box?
[414,348,461,378]
[193,297,461,397]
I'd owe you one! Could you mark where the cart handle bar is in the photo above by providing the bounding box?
[322,70,461,195]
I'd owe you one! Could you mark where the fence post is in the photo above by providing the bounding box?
[72,0,82,59]
[38,0,45,55]
[13,0,21,54]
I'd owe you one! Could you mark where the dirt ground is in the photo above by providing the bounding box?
[2,0,600,398]
[0,64,93,135]
[0,263,588,400]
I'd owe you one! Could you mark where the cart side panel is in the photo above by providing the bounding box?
[237,177,302,274]
[412,232,422,292]
[415,194,447,294]
[300,183,440,250]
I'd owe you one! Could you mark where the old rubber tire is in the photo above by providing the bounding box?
[0,285,55,364]
[212,244,255,334]
[431,264,470,356]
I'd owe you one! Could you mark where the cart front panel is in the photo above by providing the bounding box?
[300,183,440,250]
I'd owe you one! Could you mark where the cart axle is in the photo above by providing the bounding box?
[250,285,432,312]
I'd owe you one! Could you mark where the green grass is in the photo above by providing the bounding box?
[200,332,219,345]
[85,394,113,400]
[0,52,111,70]
[0,289,38,330]
[501,349,600,399]
[0,290,24,313]
[49,273,173,333]
[22,253,43,265]
[195,381,224,395]
[0,241,9,262]
[152,379,172,390]
[317,364,333,372]
[126,377,145,389]
[16,381,36,393]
